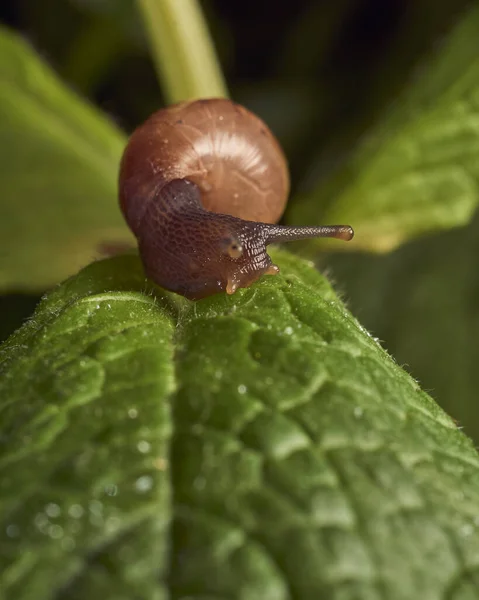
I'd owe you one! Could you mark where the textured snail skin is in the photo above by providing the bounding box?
[134,178,281,299]
[119,98,353,300]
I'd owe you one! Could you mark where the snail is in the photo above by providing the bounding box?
[119,98,353,300]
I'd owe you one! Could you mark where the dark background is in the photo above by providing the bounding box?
[0,0,470,165]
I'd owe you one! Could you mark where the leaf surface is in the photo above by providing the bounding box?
[326,204,479,445]
[1,252,479,599]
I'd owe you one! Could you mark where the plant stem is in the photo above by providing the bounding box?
[136,0,228,104]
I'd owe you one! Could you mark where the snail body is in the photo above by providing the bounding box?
[119,98,353,300]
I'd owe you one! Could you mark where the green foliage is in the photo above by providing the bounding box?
[2,253,479,599]
[326,205,479,447]
[288,5,479,252]
[0,257,174,599]
[2,0,479,597]
[0,26,131,290]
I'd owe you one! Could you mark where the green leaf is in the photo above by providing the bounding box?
[0,26,133,291]
[287,5,479,252]
[2,251,479,598]
[326,205,479,446]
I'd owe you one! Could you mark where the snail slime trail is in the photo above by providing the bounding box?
[119,98,354,300]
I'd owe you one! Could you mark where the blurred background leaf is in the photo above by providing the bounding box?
[0,26,132,290]
[287,3,479,252]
